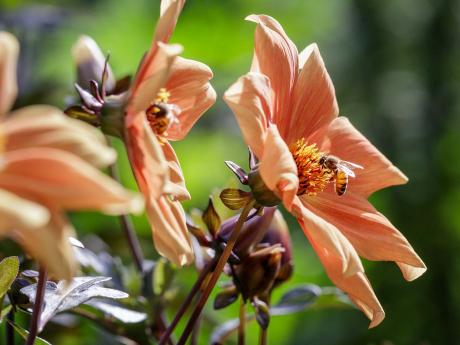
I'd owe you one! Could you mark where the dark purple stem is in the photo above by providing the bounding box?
[26,267,47,345]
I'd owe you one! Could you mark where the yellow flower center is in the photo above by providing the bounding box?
[145,88,178,139]
[289,139,334,196]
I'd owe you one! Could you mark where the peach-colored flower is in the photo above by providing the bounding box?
[0,32,143,280]
[124,0,216,266]
[224,15,426,327]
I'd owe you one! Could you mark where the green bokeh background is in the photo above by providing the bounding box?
[1,0,460,344]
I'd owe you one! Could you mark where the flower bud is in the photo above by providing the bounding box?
[235,244,283,300]
[217,207,276,259]
[247,169,280,207]
[72,35,116,93]
[262,210,293,284]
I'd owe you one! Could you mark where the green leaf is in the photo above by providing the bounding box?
[20,276,128,332]
[0,256,19,299]
[219,188,252,210]
[202,197,221,236]
[7,320,52,345]
[271,284,321,316]
[0,304,12,323]
[153,258,175,296]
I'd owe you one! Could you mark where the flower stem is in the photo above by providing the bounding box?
[238,298,246,345]
[177,199,256,345]
[6,310,14,345]
[259,327,267,345]
[107,137,144,272]
[158,259,215,345]
[26,267,47,345]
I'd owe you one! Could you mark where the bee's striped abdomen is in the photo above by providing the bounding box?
[334,170,348,196]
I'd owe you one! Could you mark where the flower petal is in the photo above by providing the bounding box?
[284,44,338,144]
[259,126,298,209]
[166,57,216,141]
[154,0,185,44]
[129,43,183,117]
[161,141,190,201]
[246,14,298,125]
[318,117,408,197]
[72,35,116,93]
[0,148,143,215]
[0,188,49,234]
[3,105,116,168]
[0,32,19,116]
[13,210,77,280]
[292,197,384,327]
[292,197,364,277]
[146,195,194,266]
[126,115,169,200]
[224,72,272,159]
[305,191,426,281]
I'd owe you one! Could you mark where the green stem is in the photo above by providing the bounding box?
[177,199,256,345]
[6,309,14,345]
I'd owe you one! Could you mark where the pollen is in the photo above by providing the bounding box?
[146,88,175,140]
[289,139,334,196]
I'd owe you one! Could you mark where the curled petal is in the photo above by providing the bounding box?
[246,14,298,124]
[224,72,272,159]
[126,115,169,199]
[259,126,298,209]
[3,105,116,168]
[0,31,19,116]
[0,148,144,215]
[13,210,77,280]
[146,195,194,266]
[154,0,185,44]
[161,141,190,201]
[129,43,183,117]
[166,57,216,141]
[305,191,426,281]
[318,117,408,197]
[72,35,116,92]
[285,43,338,143]
[0,189,49,234]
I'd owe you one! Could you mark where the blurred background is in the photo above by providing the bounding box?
[1,0,460,344]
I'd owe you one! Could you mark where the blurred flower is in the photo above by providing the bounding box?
[70,0,216,267]
[0,32,143,280]
[224,15,426,327]
[125,0,216,267]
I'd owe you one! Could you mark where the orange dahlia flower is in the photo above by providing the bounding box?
[0,32,143,279]
[124,0,216,266]
[224,15,426,327]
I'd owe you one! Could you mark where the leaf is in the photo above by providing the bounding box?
[214,286,239,310]
[253,298,270,329]
[219,188,252,210]
[20,276,128,331]
[271,284,321,316]
[153,258,175,296]
[85,300,147,323]
[224,161,248,185]
[0,305,12,323]
[7,320,52,345]
[0,256,19,300]
[202,197,221,236]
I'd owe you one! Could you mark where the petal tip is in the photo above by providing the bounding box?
[368,310,385,329]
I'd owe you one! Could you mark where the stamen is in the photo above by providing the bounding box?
[146,88,178,139]
[289,139,334,196]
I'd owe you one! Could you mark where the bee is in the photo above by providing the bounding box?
[146,102,179,137]
[319,155,363,196]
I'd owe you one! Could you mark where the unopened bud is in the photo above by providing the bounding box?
[262,210,293,284]
[218,207,276,259]
[72,35,116,93]
[247,169,280,207]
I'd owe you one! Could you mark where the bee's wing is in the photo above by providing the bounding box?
[337,165,355,177]
[341,160,364,170]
